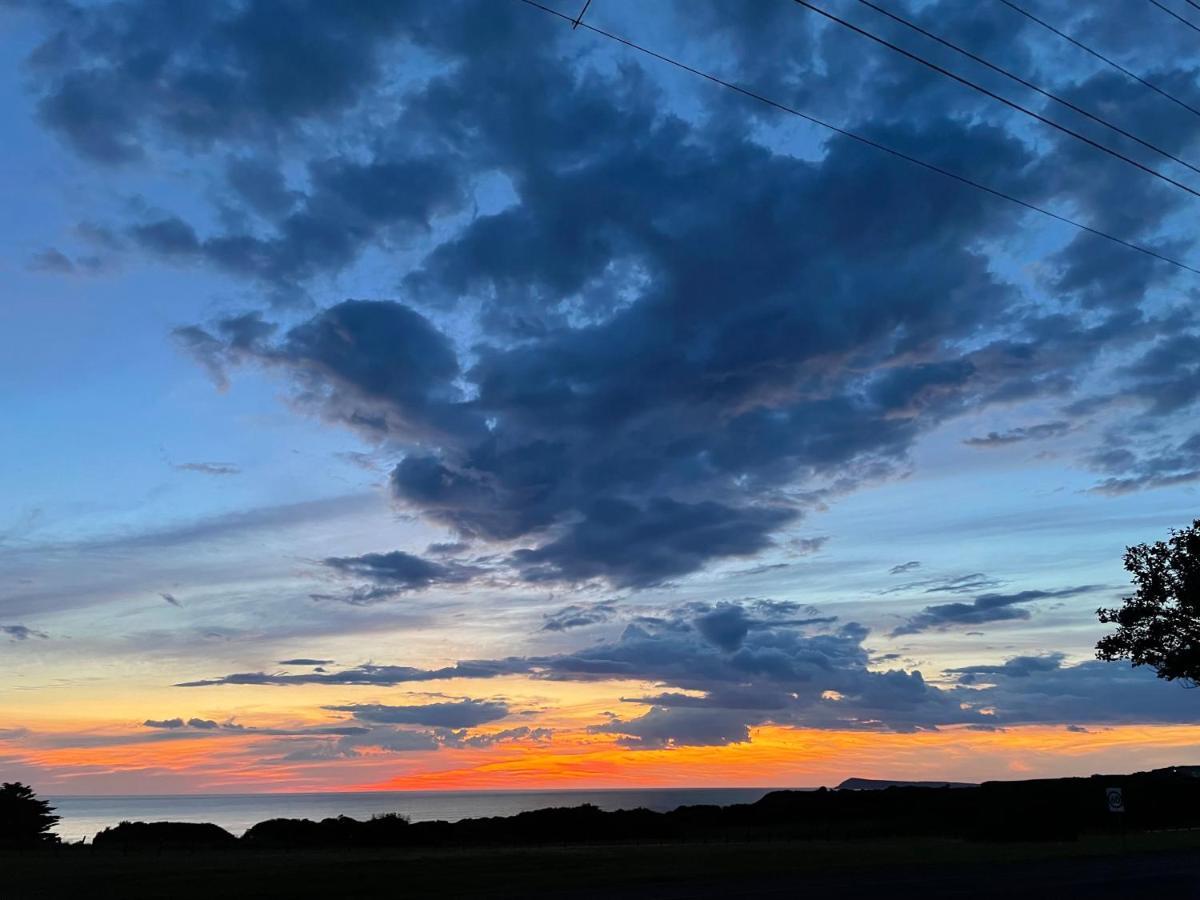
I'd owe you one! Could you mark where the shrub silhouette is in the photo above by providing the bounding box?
[0,782,60,847]
[243,812,411,848]
[92,820,237,849]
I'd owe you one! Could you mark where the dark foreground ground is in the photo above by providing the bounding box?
[7,831,1200,899]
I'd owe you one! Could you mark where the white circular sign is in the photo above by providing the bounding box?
[1105,787,1125,813]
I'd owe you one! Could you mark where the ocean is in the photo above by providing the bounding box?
[48,788,776,843]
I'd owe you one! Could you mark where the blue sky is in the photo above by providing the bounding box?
[2,0,1199,792]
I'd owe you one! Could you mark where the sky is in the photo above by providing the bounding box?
[1,0,1199,795]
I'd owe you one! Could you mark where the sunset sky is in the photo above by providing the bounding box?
[3,0,1200,795]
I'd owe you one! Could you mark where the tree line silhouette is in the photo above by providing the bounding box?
[50,767,1200,850]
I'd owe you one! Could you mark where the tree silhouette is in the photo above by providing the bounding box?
[1097,519,1200,685]
[0,782,60,846]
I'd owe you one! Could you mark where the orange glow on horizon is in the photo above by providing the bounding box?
[8,721,1200,795]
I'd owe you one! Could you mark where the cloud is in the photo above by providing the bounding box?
[159,592,182,607]
[26,2,444,162]
[278,658,334,667]
[326,700,510,729]
[142,718,185,729]
[511,498,797,589]
[889,561,921,575]
[176,658,535,688]
[315,549,484,603]
[178,594,1200,745]
[1087,430,1200,495]
[130,157,467,293]
[542,600,619,632]
[26,248,102,274]
[880,572,1000,596]
[1,625,48,641]
[438,726,553,748]
[891,586,1102,636]
[963,421,1072,447]
[945,653,1068,684]
[158,10,1200,589]
[946,654,1200,726]
[343,729,440,753]
[694,604,755,652]
[591,706,754,749]
[157,15,1076,592]
[321,550,479,596]
[788,537,830,556]
[173,462,241,476]
[141,717,370,738]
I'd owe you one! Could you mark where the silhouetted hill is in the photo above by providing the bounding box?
[836,778,975,790]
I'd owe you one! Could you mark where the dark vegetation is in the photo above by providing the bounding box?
[0,782,60,847]
[93,820,238,849]
[77,766,1200,850]
[1097,518,1200,684]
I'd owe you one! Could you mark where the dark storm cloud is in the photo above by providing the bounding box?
[204,104,1040,587]
[325,699,509,729]
[131,157,467,291]
[150,0,1143,586]
[511,499,797,589]
[26,0,439,161]
[694,604,755,653]
[963,421,1072,447]
[891,585,1102,636]
[27,0,1194,596]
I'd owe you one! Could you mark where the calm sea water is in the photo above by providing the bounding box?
[48,788,776,843]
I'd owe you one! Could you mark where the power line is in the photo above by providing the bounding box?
[513,0,1200,277]
[572,0,591,29]
[997,0,1200,121]
[1186,0,1200,12]
[1147,0,1200,36]
[852,0,1200,179]
[791,0,1200,201]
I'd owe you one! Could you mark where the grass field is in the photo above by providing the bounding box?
[7,831,1200,899]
